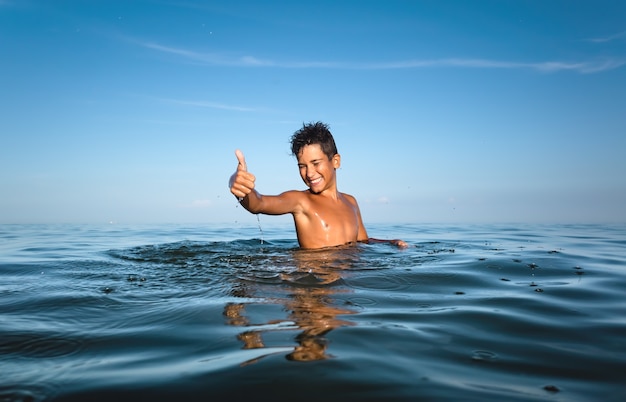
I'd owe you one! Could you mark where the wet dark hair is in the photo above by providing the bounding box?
[290,121,338,160]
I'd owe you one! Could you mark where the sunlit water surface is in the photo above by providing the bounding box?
[1,223,625,401]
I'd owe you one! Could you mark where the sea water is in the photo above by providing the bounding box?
[1,223,625,401]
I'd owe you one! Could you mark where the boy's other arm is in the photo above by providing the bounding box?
[229,150,302,216]
[351,196,369,243]
[367,238,409,248]
[348,195,408,249]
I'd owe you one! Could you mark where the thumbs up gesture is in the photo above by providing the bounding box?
[229,149,256,200]
[235,149,247,172]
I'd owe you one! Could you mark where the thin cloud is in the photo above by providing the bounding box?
[139,42,334,68]
[181,199,212,209]
[139,41,236,65]
[158,97,259,112]
[135,40,625,74]
[364,196,392,204]
[350,58,626,73]
[585,30,626,43]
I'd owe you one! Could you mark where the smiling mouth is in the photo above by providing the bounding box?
[309,177,322,186]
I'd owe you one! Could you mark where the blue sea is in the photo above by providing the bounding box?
[1,223,625,401]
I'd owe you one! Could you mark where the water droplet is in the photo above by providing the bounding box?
[543,384,560,393]
[471,350,497,362]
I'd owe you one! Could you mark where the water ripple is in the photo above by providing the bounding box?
[0,332,84,359]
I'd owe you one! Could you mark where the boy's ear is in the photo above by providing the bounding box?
[333,153,341,169]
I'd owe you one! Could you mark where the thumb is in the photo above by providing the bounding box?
[235,149,247,171]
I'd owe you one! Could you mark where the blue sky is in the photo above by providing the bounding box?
[1,0,625,225]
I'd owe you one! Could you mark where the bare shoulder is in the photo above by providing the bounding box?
[339,192,359,206]
[280,189,310,200]
[278,189,310,212]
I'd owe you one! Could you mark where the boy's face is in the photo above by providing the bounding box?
[296,144,340,194]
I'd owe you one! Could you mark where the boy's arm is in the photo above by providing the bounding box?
[350,195,408,248]
[353,198,369,243]
[229,150,302,215]
[367,237,409,248]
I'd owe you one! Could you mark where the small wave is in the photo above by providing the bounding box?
[0,385,56,402]
[0,332,84,359]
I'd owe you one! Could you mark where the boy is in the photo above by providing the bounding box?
[229,121,407,249]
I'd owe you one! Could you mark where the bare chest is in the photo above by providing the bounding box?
[298,195,359,243]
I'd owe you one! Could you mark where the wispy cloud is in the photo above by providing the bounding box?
[585,30,626,43]
[180,199,212,209]
[139,42,236,65]
[158,97,259,112]
[364,196,392,204]
[135,40,625,74]
[348,58,626,73]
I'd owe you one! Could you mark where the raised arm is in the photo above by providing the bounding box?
[228,150,302,216]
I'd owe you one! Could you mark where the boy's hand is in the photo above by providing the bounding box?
[235,149,247,172]
[229,149,256,200]
[391,239,409,248]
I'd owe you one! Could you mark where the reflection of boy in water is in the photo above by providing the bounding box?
[224,286,355,363]
[229,121,407,249]
[284,287,356,361]
[223,247,359,362]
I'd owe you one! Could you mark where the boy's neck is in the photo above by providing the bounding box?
[309,186,340,200]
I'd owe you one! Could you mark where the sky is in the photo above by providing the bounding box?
[1,0,625,226]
